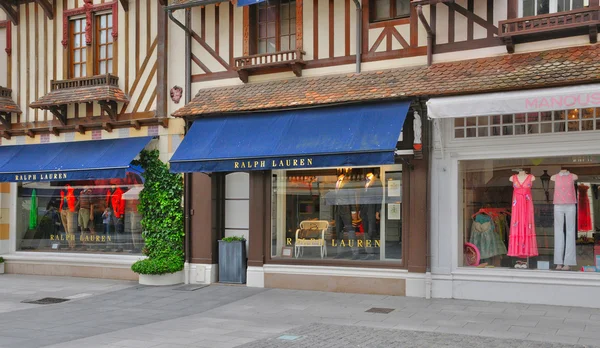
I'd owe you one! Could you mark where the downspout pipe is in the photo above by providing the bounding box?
[416,5,434,66]
[352,0,362,73]
[166,8,193,269]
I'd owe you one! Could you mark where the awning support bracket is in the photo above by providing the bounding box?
[49,105,67,126]
[99,100,118,121]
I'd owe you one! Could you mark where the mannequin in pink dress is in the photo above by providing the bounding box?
[508,170,539,267]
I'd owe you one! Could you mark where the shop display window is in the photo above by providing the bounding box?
[459,156,600,272]
[270,165,403,262]
[17,172,144,254]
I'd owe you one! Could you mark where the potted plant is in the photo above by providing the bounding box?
[218,236,247,284]
[130,150,185,285]
[0,257,4,274]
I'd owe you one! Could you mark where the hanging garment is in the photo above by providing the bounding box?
[29,189,38,229]
[554,204,577,266]
[507,174,539,258]
[578,184,593,232]
[553,173,577,205]
[470,214,507,259]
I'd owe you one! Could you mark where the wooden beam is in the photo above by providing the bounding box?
[158,0,166,5]
[446,2,498,35]
[33,0,53,19]
[48,105,67,125]
[0,112,11,128]
[1,131,11,140]
[131,120,141,130]
[26,129,34,138]
[0,1,19,25]
[102,122,113,132]
[119,0,129,11]
[98,101,118,121]
[50,127,60,136]
[75,124,85,134]
[159,118,169,128]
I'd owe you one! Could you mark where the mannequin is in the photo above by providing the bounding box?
[507,170,539,266]
[76,186,94,250]
[59,184,77,249]
[334,173,359,259]
[550,169,578,270]
[359,172,383,260]
[106,184,125,251]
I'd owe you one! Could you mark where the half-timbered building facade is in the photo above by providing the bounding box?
[0,0,181,280]
[166,0,600,307]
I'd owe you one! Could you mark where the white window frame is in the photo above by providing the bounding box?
[518,0,589,17]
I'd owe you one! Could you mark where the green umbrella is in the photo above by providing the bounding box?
[29,189,38,229]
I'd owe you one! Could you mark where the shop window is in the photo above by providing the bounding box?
[459,156,600,272]
[69,13,115,78]
[454,108,600,139]
[370,0,410,22]
[271,165,403,262]
[18,175,144,254]
[254,0,296,54]
[520,0,587,17]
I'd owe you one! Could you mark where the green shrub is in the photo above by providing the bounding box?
[221,236,246,242]
[0,256,4,263]
[130,150,184,275]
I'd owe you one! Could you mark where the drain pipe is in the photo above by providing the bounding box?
[352,0,362,73]
[167,7,193,281]
[416,5,434,66]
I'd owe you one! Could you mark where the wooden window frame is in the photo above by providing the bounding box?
[251,0,297,55]
[69,17,88,79]
[94,12,115,75]
[518,0,589,17]
[369,0,411,23]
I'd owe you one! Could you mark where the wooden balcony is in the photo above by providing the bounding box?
[0,86,11,99]
[51,74,120,91]
[234,50,306,83]
[499,6,600,53]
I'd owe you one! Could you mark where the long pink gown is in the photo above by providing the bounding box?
[507,174,539,257]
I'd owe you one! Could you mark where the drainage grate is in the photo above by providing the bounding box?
[365,307,394,314]
[22,297,70,305]
[173,284,209,291]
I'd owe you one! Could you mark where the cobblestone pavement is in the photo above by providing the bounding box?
[1,275,600,348]
[239,323,584,348]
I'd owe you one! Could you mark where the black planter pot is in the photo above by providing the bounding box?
[218,240,247,284]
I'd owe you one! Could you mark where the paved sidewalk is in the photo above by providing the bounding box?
[0,275,599,347]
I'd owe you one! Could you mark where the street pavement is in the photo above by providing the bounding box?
[0,275,599,347]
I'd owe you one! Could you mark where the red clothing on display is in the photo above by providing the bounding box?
[578,184,593,232]
[507,174,539,258]
[106,187,125,218]
[60,185,76,212]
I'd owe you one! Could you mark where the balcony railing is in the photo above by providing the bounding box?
[234,50,306,82]
[51,74,120,91]
[499,6,600,37]
[0,86,12,98]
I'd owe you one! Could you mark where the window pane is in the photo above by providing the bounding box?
[478,127,488,137]
[466,117,477,127]
[478,116,489,126]
[81,63,86,76]
[290,22,296,34]
[491,126,501,136]
[267,22,276,37]
[108,14,113,27]
[290,35,296,50]
[541,123,552,133]
[258,40,267,54]
[259,24,267,39]
[583,108,594,119]
[491,115,501,125]
[74,64,81,78]
[466,128,476,138]
[267,6,276,21]
[527,112,539,123]
[572,0,584,9]
[81,48,86,61]
[259,8,267,21]
[554,110,566,121]
[281,4,289,19]
[107,44,113,59]
[522,0,535,16]
[74,34,80,47]
[455,118,465,127]
[395,0,410,17]
[502,114,513,124]
[515,113,526,124]
[503,125,513,135]
[455,129,465,138]
[108,29,113,43]
[100,46,107,59]
[537,0,550,14]
[101,15,107,28]
[101,30,107,44]
[100,61,106,74]
[582,120,594,131]
[557,0,569,12]
[515,124,526,135]
[75,19,80,32]
[108,60,113,74]
[281,20,289,35]
[280,37,289,51]
[527,124,538,134]
[540,111,552,121]
[267,38,276,53]
[374,0,390,20]
[74,50,81,63]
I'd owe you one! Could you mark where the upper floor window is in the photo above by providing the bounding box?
[254,0,296,54]
[69,13,114,78]
[96,13,114,75]
[370,0,410,22]
[70,18,87,78]
[520,0,587,17]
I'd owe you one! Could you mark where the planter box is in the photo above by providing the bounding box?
[138,270,184,286]
[218,240,247,284]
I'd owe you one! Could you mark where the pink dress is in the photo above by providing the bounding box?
[507,174,539,258]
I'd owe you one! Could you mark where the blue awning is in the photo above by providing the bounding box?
[237,0,266,6]
[170,101,410,173]
[0,136,153,182]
